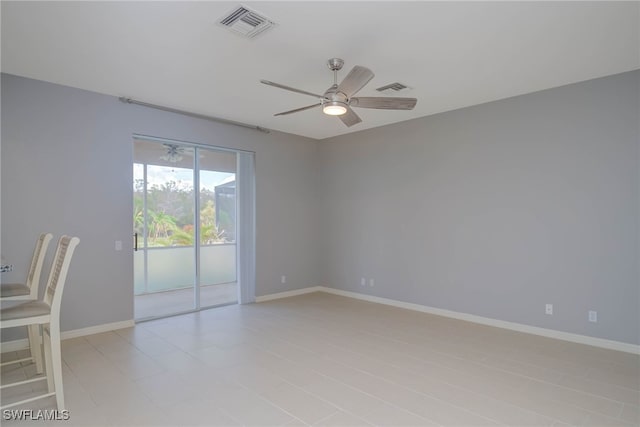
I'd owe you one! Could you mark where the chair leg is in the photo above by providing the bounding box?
[43,326,54,393]
[48,323,65,411]
[27,324,43,374]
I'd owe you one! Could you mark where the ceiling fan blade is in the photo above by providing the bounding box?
[350,97,417,110]
[337,66,374,97]
[338,106,362,127]
[260,80,323,99]
[274,103,321,116]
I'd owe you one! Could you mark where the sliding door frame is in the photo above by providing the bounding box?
[133,134,256,321]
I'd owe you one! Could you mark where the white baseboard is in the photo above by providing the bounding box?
[256,285,640,355]
[60,319,135,340]
[255,286,322,302]
[1,319,135,353]
[6,287,636,355]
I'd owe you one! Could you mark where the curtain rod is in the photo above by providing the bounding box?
[118,97,270,134]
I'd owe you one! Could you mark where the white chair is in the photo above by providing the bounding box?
[1,236,80,411]
[1,233,53,375]
[1,233,53,301]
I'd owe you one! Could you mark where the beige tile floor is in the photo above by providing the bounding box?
[1,292,638,426]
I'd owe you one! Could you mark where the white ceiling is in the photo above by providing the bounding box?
[2,1,638,140]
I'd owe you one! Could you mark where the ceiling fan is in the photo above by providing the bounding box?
[260,58,417,127]
[160,144,186,163]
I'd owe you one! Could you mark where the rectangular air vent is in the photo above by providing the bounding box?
[376,82,409,92]
[219,5,276,39]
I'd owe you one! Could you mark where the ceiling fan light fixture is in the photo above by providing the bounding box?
[160,152,183,163]
[323,101,347,116]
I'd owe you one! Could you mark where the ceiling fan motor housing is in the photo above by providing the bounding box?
[324,85,348,103]
[322,85,349,115]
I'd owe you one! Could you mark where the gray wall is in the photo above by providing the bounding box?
[1,73,320,339]
[319,71,639,345]
[3,70,638,346]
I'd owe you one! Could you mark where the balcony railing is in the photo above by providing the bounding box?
[134,243,236,295]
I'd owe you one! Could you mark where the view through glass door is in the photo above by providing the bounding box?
[133,138,238,320]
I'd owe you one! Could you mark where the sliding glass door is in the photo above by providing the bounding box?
[197,148,238,309]
[133,138,238,320]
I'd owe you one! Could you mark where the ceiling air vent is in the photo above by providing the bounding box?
[219,5,276,39]
[376,82,409,92]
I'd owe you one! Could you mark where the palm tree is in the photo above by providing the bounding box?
[170,227,194,246]
[148,211,177,244]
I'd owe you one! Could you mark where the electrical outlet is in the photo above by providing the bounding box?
[545,304,553,315]
[281,275,286,284]
[589,311,597,323]
[360,278,366,286]
[369,279,375,287]
[115,240,123,251]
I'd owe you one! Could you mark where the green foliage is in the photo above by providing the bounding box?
[133,179,232,247]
